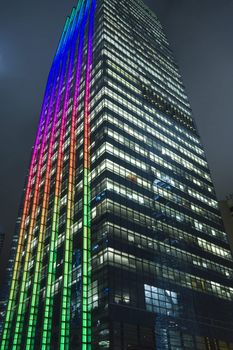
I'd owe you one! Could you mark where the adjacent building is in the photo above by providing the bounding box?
[0,216,22,341]
[0,295,7,343]
[0,233,4,253]
[1,0,233,349]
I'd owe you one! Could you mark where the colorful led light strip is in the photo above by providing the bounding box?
[59,2,87,349]
[24,15,73,350]
[59,1,92,349]
[11,20,73,344]
[40,11,77,349]
[82,1,96,349]
[1,1,96,349]
[0,44,59,350]
[11,51,65,349]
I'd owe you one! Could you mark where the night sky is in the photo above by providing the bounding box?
[0,0,233,244]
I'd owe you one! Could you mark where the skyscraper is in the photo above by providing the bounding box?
[1,0,233,349]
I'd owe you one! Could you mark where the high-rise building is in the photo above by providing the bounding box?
[1,0,233,349]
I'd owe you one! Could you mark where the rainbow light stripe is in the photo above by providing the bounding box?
[0,45,58,350]
[24,12,74,350]
[40,8,78,348]
[0,1,96,349]
[11,27,72,348]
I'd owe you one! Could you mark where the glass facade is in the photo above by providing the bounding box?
[1,0,233,349]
